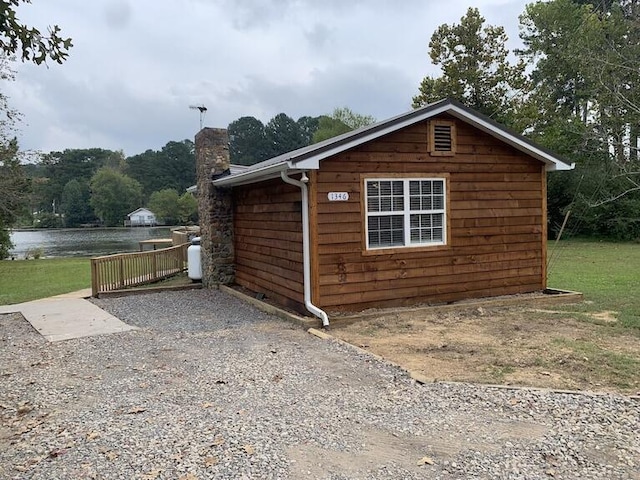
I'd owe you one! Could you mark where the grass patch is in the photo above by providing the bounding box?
[487,364,516,382]
[552,337,640,390]
[0,258,91,305]
[547,240,640,332]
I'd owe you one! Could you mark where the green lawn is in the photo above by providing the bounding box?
[0,258,91,305]
[1,240,638,330]
[547,240,640,331]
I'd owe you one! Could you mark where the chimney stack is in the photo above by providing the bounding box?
[195,128,234,286]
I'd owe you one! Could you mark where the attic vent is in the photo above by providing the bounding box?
[429,120,456,156]
[433,124,452,151]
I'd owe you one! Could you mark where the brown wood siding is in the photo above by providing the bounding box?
[233,179,305,312]
[314,116,547,312]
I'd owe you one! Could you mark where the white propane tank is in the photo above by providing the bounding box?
[187,237,202,281]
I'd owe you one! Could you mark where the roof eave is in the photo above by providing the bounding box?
[445,104,574,172]
[213,160,291,187]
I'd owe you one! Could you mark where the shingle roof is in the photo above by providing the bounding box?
[214,98,574,187]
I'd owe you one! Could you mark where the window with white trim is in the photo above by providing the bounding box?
[365,178,446,249]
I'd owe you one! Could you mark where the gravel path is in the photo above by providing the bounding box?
[1,289,638,479]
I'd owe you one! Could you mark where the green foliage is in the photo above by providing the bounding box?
[37,148,123,216]
[229,114,323,165]
[60,179,93,227]
[264,113,307,157]
[518,0,640,240]
[312,107,376,143]
[0,57,29,258]
[0,0,72,64]
[331,107,376,129]
[228,116,270,165]
[412,7,526,125]
[312,116,350,143]
[148,188,180,225]
[126,140,195,197]
[0,138,29,258]
[296,116,321,145]
[34,211,62,228]
[89,168,143,226]
[178,192,198,224]
[0,222,11,259]
[0,258,90,305]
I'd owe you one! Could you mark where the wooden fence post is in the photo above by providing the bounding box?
[91,259,98,297]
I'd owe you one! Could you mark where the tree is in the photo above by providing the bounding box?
[177,192,198,224]
[60,179,93,227]
[148,188,180,225]
[312,107,376,143]
[228,116,270,165]
[38,148,123,215]
[296,115,321,145]
[264,113,306,157]
[229,115,323,164]
[518,0,640,239]
[312,116,350,143]
[89,168,143,226]
[0,138,28,257]
[126,140,195,197]
[0,0,72,64]
[412,7,527,125]
[0,2,71,256]
[0,58,29,257]
[331,107,376,130]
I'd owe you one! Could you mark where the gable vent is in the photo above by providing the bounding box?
[429,120,456,156]
[433,124,452,151]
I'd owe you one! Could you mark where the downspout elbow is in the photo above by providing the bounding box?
[280,171,330,328]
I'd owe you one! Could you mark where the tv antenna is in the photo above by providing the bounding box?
[189,104,207,130]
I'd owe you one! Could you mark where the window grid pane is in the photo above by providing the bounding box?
[409,180,445,214]
[367,180,404,213]
[366,178,446,249]
[368,215,404,248]
[409,213,444,244]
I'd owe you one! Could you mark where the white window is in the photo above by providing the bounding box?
[365,178,446,249]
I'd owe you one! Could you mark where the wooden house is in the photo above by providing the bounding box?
[126,207,157,227]
[208,99,574,325]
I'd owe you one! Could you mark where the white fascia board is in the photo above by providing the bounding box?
[446,106,575,171]
[212,161,290,187]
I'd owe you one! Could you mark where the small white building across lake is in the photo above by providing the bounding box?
[126,208,156,227]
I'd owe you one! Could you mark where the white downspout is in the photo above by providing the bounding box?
[281,171,330,328]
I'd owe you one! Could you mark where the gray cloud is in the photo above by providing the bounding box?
[103,0,132,30]
[304,23,333,51]
[7,0,531,157]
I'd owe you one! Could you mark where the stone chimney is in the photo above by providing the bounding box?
[195,128,234,287]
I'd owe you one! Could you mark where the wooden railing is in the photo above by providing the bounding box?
[171,229,189,246]
[91,243,189,296]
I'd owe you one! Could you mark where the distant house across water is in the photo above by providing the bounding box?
[126,208,157,227]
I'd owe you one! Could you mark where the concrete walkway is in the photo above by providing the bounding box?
[0,289,137,342]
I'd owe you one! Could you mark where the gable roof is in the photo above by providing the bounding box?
[127,207,155,218]
[213,98,574,187]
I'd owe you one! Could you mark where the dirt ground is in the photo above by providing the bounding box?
[330,303,640,395]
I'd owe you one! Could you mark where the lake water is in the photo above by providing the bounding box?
[8,227,175,259]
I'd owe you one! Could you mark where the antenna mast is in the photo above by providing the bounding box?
[189,105,207,130]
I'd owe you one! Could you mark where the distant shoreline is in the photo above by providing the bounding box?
[11,226,178,233]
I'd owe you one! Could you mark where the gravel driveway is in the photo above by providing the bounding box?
[1,289,638,479]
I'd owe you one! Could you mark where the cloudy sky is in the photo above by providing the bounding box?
[7,0,530,157]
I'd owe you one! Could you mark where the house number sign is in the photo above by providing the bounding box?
[328,192,349,201]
